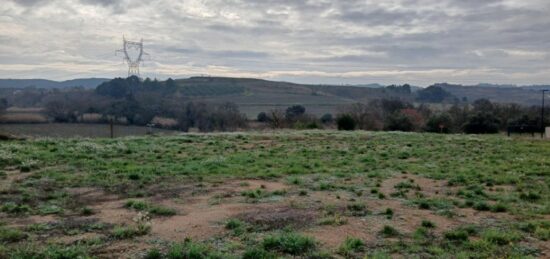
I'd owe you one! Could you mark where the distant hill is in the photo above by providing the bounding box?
[2,76,547,117]
[0,78,110,89]
[435,83,547,105]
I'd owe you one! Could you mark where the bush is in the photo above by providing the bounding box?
[262,232,316,255]
[320,113,333,124]
[384,112,415,132]
[425,113,453,133]
[463,112,500,134]
[336,114,357,131]
[257,112,270,122]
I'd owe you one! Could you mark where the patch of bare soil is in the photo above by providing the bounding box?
[149,179,291,241]
[0,170,28,192]
[7,214,57,228]
[94,240,152,259]
[67,187,120,205]
[237,206,317,231]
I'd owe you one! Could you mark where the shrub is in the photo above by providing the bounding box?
[257,112,270,122]
[262,232,316,255]
[425,113,453,133]
[463,112,500,134]
[320,113,333,124]
[384,112,415,132]
[336,114,357,131]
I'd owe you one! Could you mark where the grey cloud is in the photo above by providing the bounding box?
[0,0,549,85]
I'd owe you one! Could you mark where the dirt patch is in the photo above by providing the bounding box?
[68,187,120,205]
[6,214,57,228]
[94,240,152,259]
[238,206,317,230]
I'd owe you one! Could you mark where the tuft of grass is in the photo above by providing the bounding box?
[347,203,367,216]
[1,203,31,215]
[149,206,177,216]
[125,200,149,211]
[444,229,469,242]
[421,220,436,228]
[111,224,151,239]
[384,208,393,219]
[473,202,491,211]
[262,232,317,255]
[242,247,277,259]
[124,200,176,216]
[80,207,94,216]
[338,237,365,257]
[481,229,521,245]
[0,227,27,243]
[490,203,508,213]
[380,225,399,238]
[144,248,163,259]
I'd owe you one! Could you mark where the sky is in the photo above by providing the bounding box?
[0,0,549,86]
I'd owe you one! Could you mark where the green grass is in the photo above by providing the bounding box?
[338,237,365,257]
[0,131,548,257]
[262,232,317,255]
[124,200,176,216]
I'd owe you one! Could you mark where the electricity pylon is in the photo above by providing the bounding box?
[116,36,149,77]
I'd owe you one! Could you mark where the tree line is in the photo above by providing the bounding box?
[2,76,547,134]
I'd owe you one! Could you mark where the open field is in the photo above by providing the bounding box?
[0,123,179,138]
[0,131,549,258]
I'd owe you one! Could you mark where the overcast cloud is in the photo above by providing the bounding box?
[0,0,549,86]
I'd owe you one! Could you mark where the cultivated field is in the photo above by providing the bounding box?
[0,131,549,258]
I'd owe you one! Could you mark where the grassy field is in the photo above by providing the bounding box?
[0,131,548,258]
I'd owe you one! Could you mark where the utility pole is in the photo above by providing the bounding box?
[542,90,548,138]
